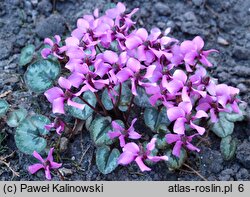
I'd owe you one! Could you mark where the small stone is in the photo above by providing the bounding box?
[233,46,250,60]
[192,0,204,6]
[31,0,38,6]
[237,83,248,93]
[236,168,249,181]
[35,14,66,39]
[217,36,229,46]
[59,168,73,177]
[218,169,234,181]
[60,137,69,152]
[236,140,250,169]
[0,40,13,60]
[37,0,53,16]
[155,3,171,16]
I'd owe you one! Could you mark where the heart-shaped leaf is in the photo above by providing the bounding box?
[68,91,96,120]
[134,86,152,108]
[144,107,170,132]
[15,114,50,155]
[102,83,132,111]
[211,112,234,138]
[89,115,113,146]
[0,99,9,118]
[85,115,93,131]
[24,59,60,93]
[6,108,28,127]
[165,148,187,170]
[154,133,170,150]
[220,135,237,161]
[19,44,35,66]
[96,145,120,174]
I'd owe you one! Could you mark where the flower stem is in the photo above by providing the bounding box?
[94,92,108,116]
[78,96,104,116]
[115,83,122,108]
[125,94,135,123]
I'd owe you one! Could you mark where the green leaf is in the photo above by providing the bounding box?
[6,108,28,127]
[220,136,237,161]
[19,44,35,66]
[0,99,9,118]
[68,91,96,120]
[134,86,152,108]
[154,133,170,150]
[14,114,50,154]
[89,115,113,146]
[165,148,187,170]
[96,145,120,174]
[144,107,170,132]
[211,112,234,138]
[102,83,132,111]
[24,59,60,93]
[85,115,93,131]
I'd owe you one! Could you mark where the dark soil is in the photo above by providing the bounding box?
[0,0,250,181]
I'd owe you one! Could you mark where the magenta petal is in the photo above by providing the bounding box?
[58,77,71,90]
[166,134,181,144]
[123,142,140,154]
[44,87,64,103]
[45,166,51,180]
[146,138,157,152]
[135,156,151,172]
[33,151,44,163]
[147,155,168,162]
[67,98,85,110]
[136,28,148,41]
[167,107,185,122]
[126,57,141,73]
[116,68,133,83]
[41,48,51,59]
[195,110,208,119]
[118,152,136,165]
[128,130,141,140]
[108,131,121,139]
[186,142,200,153]
[119,135,126,148]
[173,70,187,84]
[125,35,142,50]
[173,118,186,135]
[50,162,62,169]
[44,38,54,46]
[52,97,65,114]
[103,50,118,64]
[193,36,204,51]
[112,121,124,132]
[46,148,54,162]
[210,108,218,123]
[172,141,183,157]
[165,79,184,94]
[179,101,192,114]
[28,164,44,174]
[190,121,205,135]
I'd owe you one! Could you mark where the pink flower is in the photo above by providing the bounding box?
[41,35,66,59]
[108,118,141,147]
[28,148,62,180]
[167,102,208,135]
[44,77,85,114]
[118,138,168,172]
[166,133,200,157]
[45,118,65,135]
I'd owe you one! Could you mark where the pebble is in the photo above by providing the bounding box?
[35,14,66,39]
[236,140,250,169]
[233,46,250,60]
[60,137,69,152]
[217,36,229,46]
[37,0,53,16]
[0,40,13,60]
[155,3,171,16]
[59,168,73,177]
[237,83,248,93]
[236,168,249,181]
[192,0,204,6]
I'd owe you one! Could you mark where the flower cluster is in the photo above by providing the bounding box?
[32,2,242,175]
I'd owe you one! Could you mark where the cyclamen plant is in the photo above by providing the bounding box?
[3,2,244,180]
